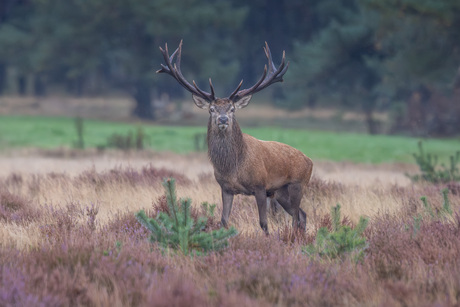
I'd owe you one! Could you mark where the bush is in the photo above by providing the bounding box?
[103,127,147,151]
[136,178,237,256]
[303,204,368,262]
[412,188,454,236]
[408,141,460,183]
[420,188,452,217]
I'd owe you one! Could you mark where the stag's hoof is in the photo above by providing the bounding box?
[219,220,229,229]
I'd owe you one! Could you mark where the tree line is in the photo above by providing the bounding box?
[1,0,459,136]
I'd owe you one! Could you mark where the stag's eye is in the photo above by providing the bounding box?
[209,106,216,113]
[230,107,235,113]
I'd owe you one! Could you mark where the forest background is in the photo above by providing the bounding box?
[1,0,460,136]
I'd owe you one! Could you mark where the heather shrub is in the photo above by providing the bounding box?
[446,181,460,195]
[3,173,23,189]
[276,224,314,246]
[366,210,460,281]
[307,176,345,199]
[0,190,39,223]
[303,204,369,262]
[4,156,460,306]
[136,178,237,256]
[105,210,146,238]
[85,203,99,232]
[205,239,372,306]
[0,191,27,212]
[75,165,191,188]
[39,202,100,242]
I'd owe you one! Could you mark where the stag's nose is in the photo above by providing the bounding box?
[218,116,228,124]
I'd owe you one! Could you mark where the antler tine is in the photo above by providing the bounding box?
[157,41,193,91]
[192,80,213,99]
[262,42,287,84]
[156,40,214,102]
[209,78,216,99]
[156,43,174,75]
[228,79,244,100]
[233,65,267,100]
[264,42,277,74]
[229,42,289,101]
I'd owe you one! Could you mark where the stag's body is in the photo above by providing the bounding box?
[209,129,311,196]
[157,41,313,234]
[206,99,313,233]
[210,131,312,197]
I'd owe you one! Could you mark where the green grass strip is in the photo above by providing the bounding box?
[0,115,458,164]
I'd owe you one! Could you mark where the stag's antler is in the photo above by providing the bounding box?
[228,42,289,101]
[156,40,215,102]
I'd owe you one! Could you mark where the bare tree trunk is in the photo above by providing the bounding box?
[33,73,46,97]
[362,96,379,135]
[0,62,6,94]
[132,80,154,120]
[17,74,26,95]
[364,108,378,135]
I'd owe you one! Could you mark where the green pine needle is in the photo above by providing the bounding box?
[136,178,237,256]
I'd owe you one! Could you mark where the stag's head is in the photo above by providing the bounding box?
[156,40,288,132]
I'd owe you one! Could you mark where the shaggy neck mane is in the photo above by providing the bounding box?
[207,118,246,174]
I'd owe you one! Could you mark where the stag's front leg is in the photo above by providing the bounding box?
[221,189,234,228]
[255,188,269,235]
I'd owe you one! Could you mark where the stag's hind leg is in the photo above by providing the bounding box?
[255,188,269,235]
[268,197,280,216]
[288,183,303,229]
[274,184,306,230]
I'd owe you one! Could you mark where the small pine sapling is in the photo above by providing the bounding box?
[420,196,435,218]
[303,204,369,262]
[201,202,216,217]
[412,189,454,237]
[419,188,453,220]
[136,178,237,256]
[441,188,453,215]
[408,141,460,183]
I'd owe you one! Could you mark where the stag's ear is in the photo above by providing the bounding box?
[234,95,252,109]
[192,95,209,109]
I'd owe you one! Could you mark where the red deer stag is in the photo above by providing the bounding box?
[157,41,313,234]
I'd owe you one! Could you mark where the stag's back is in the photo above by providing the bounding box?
[238,134,313,192]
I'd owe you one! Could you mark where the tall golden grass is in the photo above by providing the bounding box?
[0,150,441,248]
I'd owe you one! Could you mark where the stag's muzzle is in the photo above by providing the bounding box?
[218,116,229,131]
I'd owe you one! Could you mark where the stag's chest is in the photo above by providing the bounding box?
[213,169,256,196]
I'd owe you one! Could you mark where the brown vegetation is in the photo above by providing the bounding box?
[0,152,459,306]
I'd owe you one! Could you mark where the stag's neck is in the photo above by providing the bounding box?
[207,119,246,175]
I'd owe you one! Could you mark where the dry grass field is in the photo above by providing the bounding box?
[0,151,414,249]
[1,150,460,306]
[1,96,460,306]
